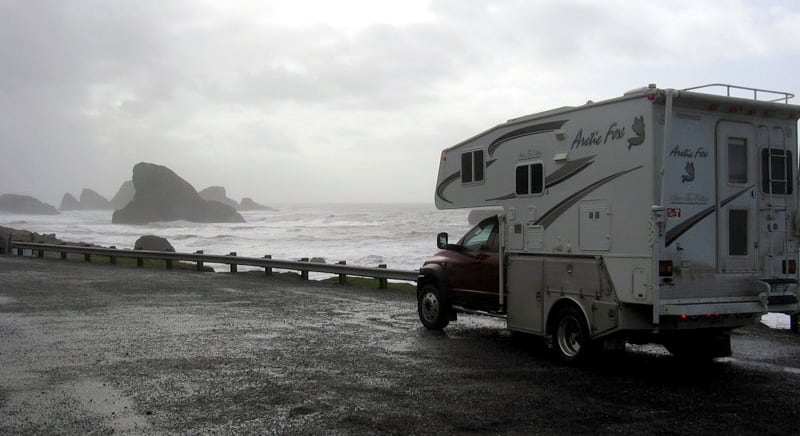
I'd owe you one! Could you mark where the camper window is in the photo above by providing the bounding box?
[515,163,544,196]
[461,150,485,184]
[760,148,793,195]
[727,137,748,184]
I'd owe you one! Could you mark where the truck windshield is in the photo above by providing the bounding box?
[461,217,499,252]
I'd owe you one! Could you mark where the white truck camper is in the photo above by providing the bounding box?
[418,84,800,361]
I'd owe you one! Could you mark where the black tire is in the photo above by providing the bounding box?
[417,284,450,330]
[550,305,593,363]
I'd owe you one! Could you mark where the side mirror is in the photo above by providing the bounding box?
[437,232,449,250]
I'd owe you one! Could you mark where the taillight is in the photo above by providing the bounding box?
[659,260,673,277]
[783,259,797,274]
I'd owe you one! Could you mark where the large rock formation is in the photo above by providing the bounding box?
[112,163,245,224]
[198,186,240,210]
[0,194,59,215]
[60,188,113,211]
[79,188,112,210]
[239,197,277,211]
[110,180,135,210]
[59,193,81,211]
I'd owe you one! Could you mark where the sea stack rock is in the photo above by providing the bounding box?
[111,162,245,224]
[134,235,175,252]
[0,194,59,215]
[110,180,135,210]
[59,193,81,211]
[239,197,276,211]
[198,186,239,210]
[79,188,112,210]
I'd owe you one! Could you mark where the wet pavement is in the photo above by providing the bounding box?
[1,255,799,434]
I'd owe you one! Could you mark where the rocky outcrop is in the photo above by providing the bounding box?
[112,163,245,225]
[198,186,239,210]
[110,180,135,210]
[134,235,175,252]
[79,189,112,210]
[0,194,59,215]
[59,193,81,211]
[0,225,63,253]
[239,197,277,211]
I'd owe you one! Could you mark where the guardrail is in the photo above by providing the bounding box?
[6,241,419,288]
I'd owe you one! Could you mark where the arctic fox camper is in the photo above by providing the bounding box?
[418,84,800,361]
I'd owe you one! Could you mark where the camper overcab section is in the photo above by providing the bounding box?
[418,84,800,362]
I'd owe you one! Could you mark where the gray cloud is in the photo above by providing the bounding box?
[1,0,799,205]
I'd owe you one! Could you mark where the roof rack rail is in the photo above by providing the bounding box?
[682,83,794,103]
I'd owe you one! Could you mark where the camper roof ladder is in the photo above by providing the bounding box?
[760,127,791,278]
[683,84,795,104]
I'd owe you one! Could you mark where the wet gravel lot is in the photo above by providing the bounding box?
[1,256,799,435]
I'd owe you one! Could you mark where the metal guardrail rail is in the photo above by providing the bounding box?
[7,241,420,286]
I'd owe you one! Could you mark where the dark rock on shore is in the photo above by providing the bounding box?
[112,162,245,225]
[134,235,175,252]
[198,186,239,210]
[239,197,277,211]
[0,194,59,215]
[111,180,136,210]
[0,226,64,253]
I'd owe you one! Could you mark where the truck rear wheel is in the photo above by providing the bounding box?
[550,305,593,363]
[417,284,450,330]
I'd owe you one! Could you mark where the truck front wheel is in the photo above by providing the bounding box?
[550,305,593,363]
[417,284,450,330]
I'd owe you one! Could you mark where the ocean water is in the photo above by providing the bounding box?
[0,203,472,274]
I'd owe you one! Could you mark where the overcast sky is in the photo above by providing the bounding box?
[2,0,799,206]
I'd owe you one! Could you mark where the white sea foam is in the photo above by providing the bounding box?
[0,204,472,274]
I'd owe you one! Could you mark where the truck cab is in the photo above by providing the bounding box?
[418,216,502,328]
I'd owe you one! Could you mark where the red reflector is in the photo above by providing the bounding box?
[783,259,797,274]
[681,314,687,320]
[647,94,656,101]
[659,260,673,277]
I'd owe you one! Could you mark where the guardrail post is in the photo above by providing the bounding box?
[37,249,44,258]
[337,261,347,284]
[792,314,799,334]
[195,250,204,271]
[0,235,5,255]
[16,247,23,256]
[166,258,173,270]
[59,243,66,260]
[137,257,143,268]
[84,253,91,263]
[263,255,272,276]
[378,264,388,289]
[229,252,237,273]
[109,246,117,265]
[300,258,309,280]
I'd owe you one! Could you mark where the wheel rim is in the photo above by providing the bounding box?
[556,315,583,358]
[420,292,440,323]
